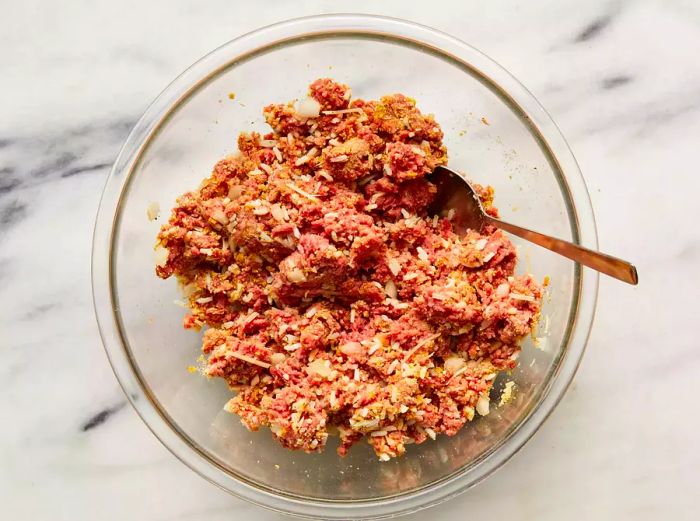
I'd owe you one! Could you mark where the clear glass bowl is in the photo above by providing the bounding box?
[92,14,598,520]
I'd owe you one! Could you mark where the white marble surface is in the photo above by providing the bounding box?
[2,0,699,519]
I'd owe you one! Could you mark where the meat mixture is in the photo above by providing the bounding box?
[155,79,542,460]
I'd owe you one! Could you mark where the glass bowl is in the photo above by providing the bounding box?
[92,14,598,520]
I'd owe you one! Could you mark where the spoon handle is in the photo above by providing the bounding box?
[486,216,638,285]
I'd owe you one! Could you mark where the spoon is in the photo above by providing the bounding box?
[427,165,638,285]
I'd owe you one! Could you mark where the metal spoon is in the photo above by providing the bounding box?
[427,165,638,285]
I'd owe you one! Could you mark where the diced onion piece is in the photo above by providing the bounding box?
[270,353,286,365]
[387,258,401,276]
[296,97,321,118]
[444,355,466,374]
[286,267,306,283]
[228,184,244,199]
[270,204,286,221]
[496,283,510,297]
[211,208,228,225]
[416,246,429,262]
[307,359,332,378]
[476,395,490,416]
[146,201,160,221]
[411,145,426,157]
[339,341,364,357]
[154,246,169,267]
[384,279,398,299]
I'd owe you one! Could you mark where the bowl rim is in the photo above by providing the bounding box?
[92,13,599,520]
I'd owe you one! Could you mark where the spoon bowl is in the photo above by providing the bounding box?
[428,165,638,285]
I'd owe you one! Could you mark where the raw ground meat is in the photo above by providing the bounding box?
[155,79,543,460]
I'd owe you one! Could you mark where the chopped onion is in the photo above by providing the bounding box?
[387,258,401,276]
[286,267,306,283]
[211,208,228,225]
[296,97,321,118]
[228,184,244,199]
[270,204,286,221]
[476,395,490,416]
[384,279,398,299]
[496,283,510,297]
[444,355,466,374]
[307,358,332,378]
[270,353,286,365]
[340,341,364,357]
[146,201,160,221]
[154,246,169,267]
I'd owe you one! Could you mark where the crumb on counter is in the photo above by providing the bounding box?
[155,79,542,461]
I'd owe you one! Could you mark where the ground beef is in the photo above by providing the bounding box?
[155,79,542,460]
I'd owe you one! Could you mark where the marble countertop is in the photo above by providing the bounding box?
[2,0,698,519]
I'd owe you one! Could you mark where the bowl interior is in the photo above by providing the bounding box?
[111,34,578,502]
